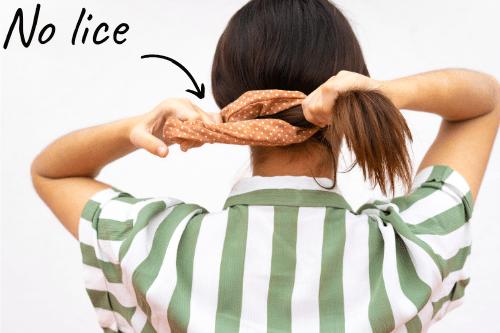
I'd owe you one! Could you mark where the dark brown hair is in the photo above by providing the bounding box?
[211,0,413,196]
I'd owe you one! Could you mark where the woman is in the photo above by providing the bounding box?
[31,0,499,332]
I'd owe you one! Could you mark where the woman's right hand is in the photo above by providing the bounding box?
[302,70,383,127]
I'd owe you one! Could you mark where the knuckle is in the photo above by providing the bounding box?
[187,114,201,122]
[324,81,335,91]
[302,99,311,109]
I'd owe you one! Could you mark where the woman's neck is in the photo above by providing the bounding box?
[251,144,335,180]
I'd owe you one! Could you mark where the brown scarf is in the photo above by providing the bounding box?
[163,89,319,151]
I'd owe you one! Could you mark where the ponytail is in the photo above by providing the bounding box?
[327,90,413,197]
[256,90,413,197]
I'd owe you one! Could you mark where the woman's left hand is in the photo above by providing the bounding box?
[129,97,222,158]
[302,70,382,127]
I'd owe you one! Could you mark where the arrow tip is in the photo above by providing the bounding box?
[186,83,205,99]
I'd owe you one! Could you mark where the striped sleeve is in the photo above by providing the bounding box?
[357,165,473,332]
[79,188,207,333]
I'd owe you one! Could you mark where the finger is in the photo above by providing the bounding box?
[302,85,321,107]
[302,95,324,126]
[312,85,338,126]
[303,89,331,127]
[166,98,202,123]
[192,104,216,125]
[180,142,190,152]
[130,127,169,158]
[209,112,223,124]
[320,84,338,110]
[180,140,204,152]
[150,113,168,137]
[303,110,327,127]
[191,141,205,149]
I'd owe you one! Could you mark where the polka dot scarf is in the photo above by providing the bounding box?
[163,89,319,151]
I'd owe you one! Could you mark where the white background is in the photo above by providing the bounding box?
[1,0,499,332]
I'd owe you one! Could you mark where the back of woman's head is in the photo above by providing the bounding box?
[211,0,413,196]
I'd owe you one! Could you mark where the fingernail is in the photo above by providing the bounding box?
[158,146,167,156]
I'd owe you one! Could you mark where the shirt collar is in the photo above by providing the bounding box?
[223,175,352,211]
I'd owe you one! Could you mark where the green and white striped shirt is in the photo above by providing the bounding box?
[80,165,473,333]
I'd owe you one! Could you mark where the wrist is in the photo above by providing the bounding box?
[105,117,140,157]
[381,78,411,110]
[121,115,142,141]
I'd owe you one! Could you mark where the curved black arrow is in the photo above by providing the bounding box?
[141,54,205,99]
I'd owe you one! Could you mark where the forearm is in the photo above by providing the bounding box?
[30,98,213,240]
[384,68,500,121]
[31,116,141,180]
